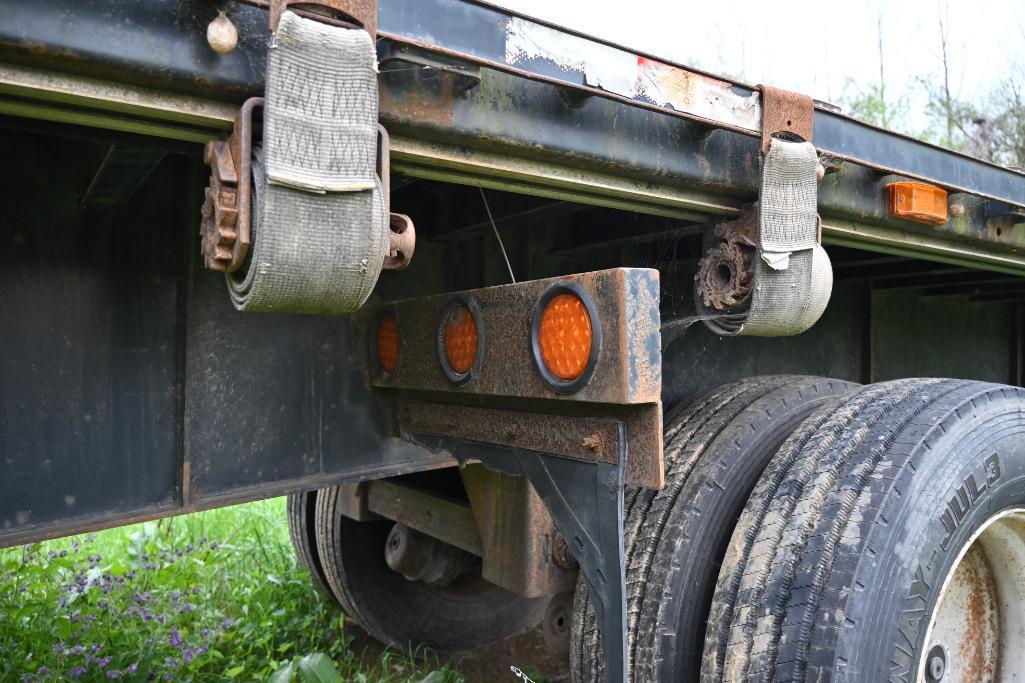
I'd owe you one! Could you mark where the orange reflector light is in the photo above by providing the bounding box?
[442,305,478,375]
[538,293,593,381]
[887,182,949,225]
[376,316,399,373]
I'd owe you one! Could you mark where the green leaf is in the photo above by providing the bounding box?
[297,653,342,683]
[224,665,246,679]
[268,661,295,683]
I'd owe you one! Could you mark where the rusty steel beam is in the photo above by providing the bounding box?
[461,464,577,599]
[395,399,662,489]
[365,479,483,556]
[3,0,1024,209]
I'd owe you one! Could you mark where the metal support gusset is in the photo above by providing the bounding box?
[407,433,628,683]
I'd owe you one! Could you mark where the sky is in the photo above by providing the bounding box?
[494,0,1025,134]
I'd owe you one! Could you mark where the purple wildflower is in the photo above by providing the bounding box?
[209,541,220,550]
[106,670,120,679]
[169,627,182,648]
[221,618,234,629]
[126,663,139,674]
[68,667,86,679]
[52,643,64,654]
[163,675,173,682]
[97,656,112,669]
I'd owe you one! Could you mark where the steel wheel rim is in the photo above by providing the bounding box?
[918,507,1025,682]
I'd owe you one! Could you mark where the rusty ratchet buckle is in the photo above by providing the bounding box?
[200,97,261,273]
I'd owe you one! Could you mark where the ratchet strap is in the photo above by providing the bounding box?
[739,138,832,336]
[702,86,833,337]
[227,10,388,314]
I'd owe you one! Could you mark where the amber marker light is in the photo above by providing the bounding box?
[376,314,399,374]
[436,295,483,385]
[530,282,601,393]
[887,181,949,225]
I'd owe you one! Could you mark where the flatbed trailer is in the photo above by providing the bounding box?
[3,2,1025,681]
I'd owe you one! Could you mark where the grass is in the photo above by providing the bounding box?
[0,498,465,682]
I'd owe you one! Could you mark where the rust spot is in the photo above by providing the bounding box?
[582,433,604,455]
[379,69,456,129]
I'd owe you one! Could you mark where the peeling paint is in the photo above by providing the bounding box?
[636,57,760,131]
[504,18,761,132]
[504,17,636,95]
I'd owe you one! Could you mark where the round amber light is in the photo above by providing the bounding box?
[376,315,399,373]
[538,293,593,381]
[443,305,478,375]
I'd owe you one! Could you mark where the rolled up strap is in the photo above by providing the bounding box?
[704,138,832,336]
[227,11,388,314]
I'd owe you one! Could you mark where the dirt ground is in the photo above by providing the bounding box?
[349,623,570,683]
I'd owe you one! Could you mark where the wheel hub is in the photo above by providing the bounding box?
[920,508,1025,682]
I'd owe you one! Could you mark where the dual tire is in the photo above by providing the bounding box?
[702,378,1025,682]
[573,376,1025,682]
[572,375,857,681]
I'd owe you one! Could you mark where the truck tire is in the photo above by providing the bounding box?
[702,379,1025,682]
[312,485,548,653]
[286,490,334,598]
[571,375,856,682]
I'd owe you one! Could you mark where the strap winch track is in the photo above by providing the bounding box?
[227,11,388,314]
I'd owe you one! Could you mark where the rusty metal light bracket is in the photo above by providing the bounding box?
[368,268,663,489]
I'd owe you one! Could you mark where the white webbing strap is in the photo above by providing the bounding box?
[704,138,832,337]
[741,138,832,336]
[228,11,388,314]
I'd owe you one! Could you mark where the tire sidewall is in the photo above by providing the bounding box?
[652,390,846,680]
[840,398,1025,682]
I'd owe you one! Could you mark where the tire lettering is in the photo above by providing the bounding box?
[939,458,1000,550]
[908,563,930,602]
[985,452,1001,486]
